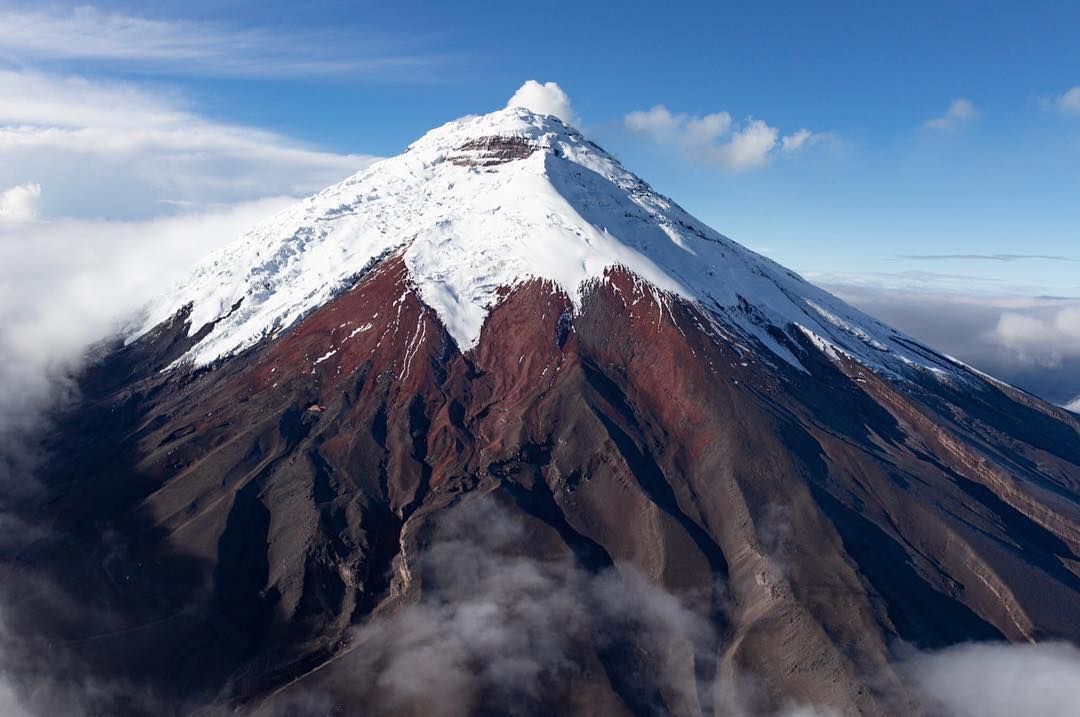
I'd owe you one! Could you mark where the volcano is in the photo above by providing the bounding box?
[12,107,1079,716]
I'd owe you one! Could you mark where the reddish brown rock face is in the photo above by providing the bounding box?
[10,254,1079,716]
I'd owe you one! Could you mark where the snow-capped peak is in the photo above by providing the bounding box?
[134,105,960,381]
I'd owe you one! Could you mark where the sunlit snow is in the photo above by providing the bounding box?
[134,107,962,382]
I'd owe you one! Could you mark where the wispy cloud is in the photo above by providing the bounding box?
[805,268,1017,294]
[899,253,1077,262]
[779,128,828,153]
[624,104,831,172]
[924,98,978,130]
[0,69,378,218]
[0,5,443,78]
[1050,86,1080,115]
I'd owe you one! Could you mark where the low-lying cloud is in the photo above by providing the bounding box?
[3,476,1079,716]
[902,641,1080,717]
[261,497,1080,717]
[326,496,715,716]
[820,280,1080,404]
[270,497,855,716]
[990,304,1080,367]
[0,53,374,715]
[0,62,376,450]
[624,104,830,172]
[0,196,294,449]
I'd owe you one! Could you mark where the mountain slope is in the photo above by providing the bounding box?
[7,108,1078,717]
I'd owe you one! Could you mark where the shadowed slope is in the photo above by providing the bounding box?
[10,253,1077,716]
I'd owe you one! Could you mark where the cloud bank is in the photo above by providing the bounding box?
[624,104,829,172]
[0,196,294,445]
[990,304,1080,367]
[820,280,1080,404]
[903,641,1080,717]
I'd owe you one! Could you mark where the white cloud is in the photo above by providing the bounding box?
[624,104,828,172]
[625,105,733,143]
[0,681,31,717]
[988,305,1080,367]
[905,642,1080,717]
[505,80,576,124]
[0,69,377,219]
[0,69,185,130]
[0,5,438,78]
[925,98,979,130]
[0,183,41,222]
[0,197,294,441]
[1052,86,1080,115]
[720,119,780,171]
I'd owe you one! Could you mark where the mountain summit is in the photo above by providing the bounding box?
[16,104,1080,716]
[137,107,940,380]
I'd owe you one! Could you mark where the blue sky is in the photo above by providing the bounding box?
[0,0,1077,402]
[4,1,1078,291]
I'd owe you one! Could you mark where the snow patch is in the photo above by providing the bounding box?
[347,322,374,339]
[805,299,888,351]
[796,324,850,363]
[313,348,337,365]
